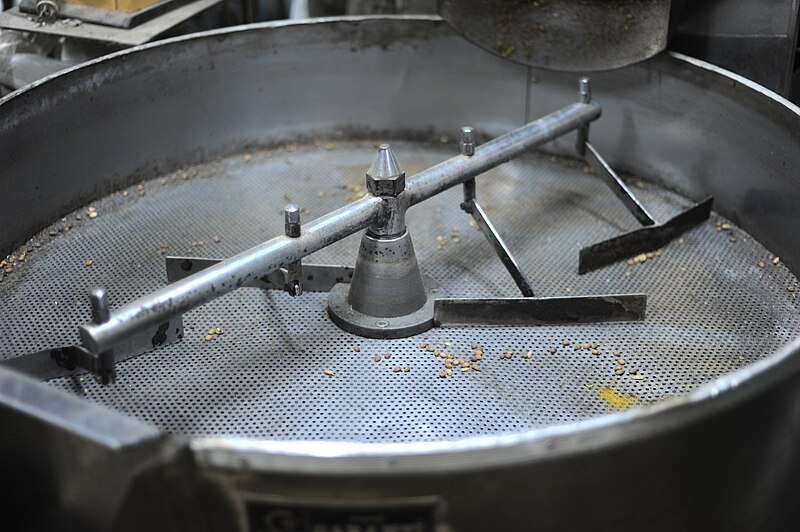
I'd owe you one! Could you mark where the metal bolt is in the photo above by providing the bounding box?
[365,144,405,197]
[576,77,592,156]
[460,126,475,156]
[579,76,592,104]
[89,288,110,324]
[36,0,59,22]
[89,288,116,384]
[284,204,301,238]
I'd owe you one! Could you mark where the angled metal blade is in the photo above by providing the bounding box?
[584,142,656,226]
[579,197,713,274]
[434,294,646,327]
[469,201,535,297]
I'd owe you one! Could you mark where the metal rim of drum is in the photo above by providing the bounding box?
[0,16,799,476]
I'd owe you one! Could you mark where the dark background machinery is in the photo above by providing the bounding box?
[1,0,799,101]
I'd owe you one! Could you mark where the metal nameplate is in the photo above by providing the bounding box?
[242,494,438,532]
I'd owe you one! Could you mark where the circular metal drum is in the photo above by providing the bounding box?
[1,16,800,532]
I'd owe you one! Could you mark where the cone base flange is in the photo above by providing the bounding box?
[327,282,440,339]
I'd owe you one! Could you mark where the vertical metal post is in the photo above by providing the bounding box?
[89,288,115,384]
[460,126,476,213]
[576,77,592,156]
[456,126,535,297]
[284,204,303,296]
[90,288,110,325]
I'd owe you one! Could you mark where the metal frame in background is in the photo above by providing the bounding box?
[0,0,223,45]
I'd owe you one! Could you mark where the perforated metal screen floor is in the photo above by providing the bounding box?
[1,140,798,441]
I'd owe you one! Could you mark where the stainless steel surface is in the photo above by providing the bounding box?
[365,143,406,198]
[165,258,355,292]
[1,16,800,532]
[670,0,800,101]
[79,101,600,354]
[365,143,407,238]
[342,231,428,317]
[404,101,601,205]
[327,229,435,338]
[0,365,173,531]
[439,0,672,71]
[1,140,793,436]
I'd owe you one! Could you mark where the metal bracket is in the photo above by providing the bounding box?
[578,141,713,273]
[166,257,354,292]
[0,316,183,382]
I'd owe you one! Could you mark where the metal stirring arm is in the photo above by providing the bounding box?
[429,124,646,331]
[78,98,601,356]
[4,87,617,382]
[165,258,354,292]
[577,141,713,273]
[575,77,713,274]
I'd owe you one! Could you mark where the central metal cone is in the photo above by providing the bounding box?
[327,230,436,338]
[348,231,427,317]
[368,144,403,180]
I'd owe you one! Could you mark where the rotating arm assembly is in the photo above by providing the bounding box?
[2,78,712,383]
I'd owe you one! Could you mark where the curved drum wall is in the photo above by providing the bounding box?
[1,17,800,532]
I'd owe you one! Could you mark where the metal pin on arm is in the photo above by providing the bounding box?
[575,76,591,157]
[459,126,535,297]
[460,126,477,212]
[89,288,116,384]
[284,204,303,296]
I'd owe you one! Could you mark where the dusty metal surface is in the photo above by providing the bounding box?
[439,0,671,71]
[1,140,797,441]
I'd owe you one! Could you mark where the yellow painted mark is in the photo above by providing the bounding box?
[598,386,636,411]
